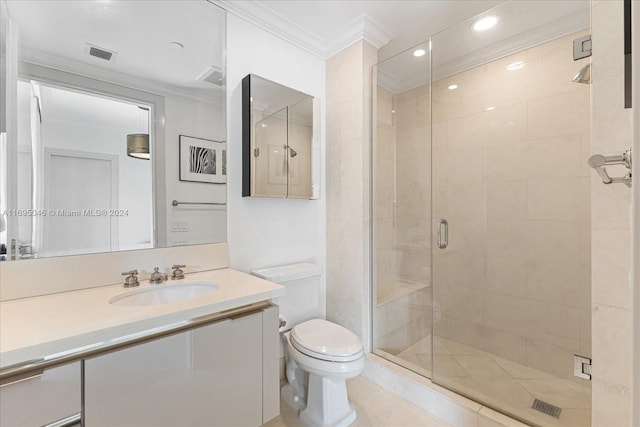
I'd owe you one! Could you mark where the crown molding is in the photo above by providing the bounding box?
[325,15,394,58]
[214,0,326,58]
[213,1,393,59]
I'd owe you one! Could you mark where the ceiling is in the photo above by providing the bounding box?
[17,80,146,147]
[6,0,590,96]
[221,1,589,68]
[5,0,225,97]
[376,0,590,92]
[233,0,504,60]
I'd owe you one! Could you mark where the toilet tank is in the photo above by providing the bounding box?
[251,263,322,331]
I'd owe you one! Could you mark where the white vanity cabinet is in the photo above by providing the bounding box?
[84,305,279,426]
[0,362,81,427]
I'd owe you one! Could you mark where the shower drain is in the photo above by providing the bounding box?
[531,398,562,419]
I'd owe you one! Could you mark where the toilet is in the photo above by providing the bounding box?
[252,263,365,427]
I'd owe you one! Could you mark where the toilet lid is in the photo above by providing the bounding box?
[290,319,364,362]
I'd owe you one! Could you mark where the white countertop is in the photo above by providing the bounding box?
[0,268,284,369]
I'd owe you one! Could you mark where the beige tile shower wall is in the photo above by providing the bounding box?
[395,85,431,284]
[374,84,432,300]
[373,82,432,354]
[326,41,377,345]
[591,1,633,425]
[431,31,592,381]
[374,86,397,302]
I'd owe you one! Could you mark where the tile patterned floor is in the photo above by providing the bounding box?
[393,336,591,427]
[263,376,452,427]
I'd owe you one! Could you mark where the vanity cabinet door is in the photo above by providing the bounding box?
[0,362,81,427]
[84,311,263,427]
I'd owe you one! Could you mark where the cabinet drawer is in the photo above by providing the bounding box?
[84,311,263,427]
[0,361,80,427]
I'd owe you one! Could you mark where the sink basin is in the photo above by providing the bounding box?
[109,281,219,307]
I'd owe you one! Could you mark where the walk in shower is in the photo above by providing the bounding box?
[371,2,592,426]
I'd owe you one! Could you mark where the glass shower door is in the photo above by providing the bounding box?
[371,41,433,377]
[430,2,592,426]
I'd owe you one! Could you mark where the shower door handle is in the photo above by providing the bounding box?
[437,219,448,249]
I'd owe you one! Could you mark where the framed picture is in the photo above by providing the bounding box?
[179,135,226,184]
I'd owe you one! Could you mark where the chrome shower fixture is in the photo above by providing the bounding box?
[588,147,632,187]
[572,63,591,84]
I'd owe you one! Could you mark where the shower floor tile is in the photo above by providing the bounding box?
[393,336,591,427]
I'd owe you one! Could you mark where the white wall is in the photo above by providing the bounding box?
[225,13,326,314]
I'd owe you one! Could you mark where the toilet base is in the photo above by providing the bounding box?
[281,383,307,411]
[299,373,357,427]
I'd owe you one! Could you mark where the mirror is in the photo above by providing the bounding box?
[242,74,319,199]
[0,0,226,261]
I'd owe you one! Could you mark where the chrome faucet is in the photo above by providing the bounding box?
[171,264,186,280]
[121,270,140,288]
[149,267,168,284]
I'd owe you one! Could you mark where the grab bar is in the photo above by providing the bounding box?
[171,200,226,207]
[43,413,81,427]
[588,148,632,187]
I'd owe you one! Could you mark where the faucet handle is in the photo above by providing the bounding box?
[171,264,185,280]
[121,270,140,288]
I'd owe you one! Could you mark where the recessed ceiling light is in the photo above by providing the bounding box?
[486,106,496,111]
[169,41,184,49]
[448,84,458,90]
[413,49,426,57]
[473,15,498,32]
[507,61,525,71]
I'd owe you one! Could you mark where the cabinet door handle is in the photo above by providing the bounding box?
[0,371,43,387]
[437,219,448,249]
[229,308,262,321]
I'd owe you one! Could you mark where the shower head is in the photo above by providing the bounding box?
[572,63,591,84]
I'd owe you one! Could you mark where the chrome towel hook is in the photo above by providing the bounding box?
[588,147,632,187]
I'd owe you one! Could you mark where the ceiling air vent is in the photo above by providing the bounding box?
[86,44,116,61]
[196,66,224,86]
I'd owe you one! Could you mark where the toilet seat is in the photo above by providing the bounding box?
[290,319,364,362]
